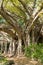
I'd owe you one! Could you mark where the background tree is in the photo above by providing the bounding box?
[0,0,43,56]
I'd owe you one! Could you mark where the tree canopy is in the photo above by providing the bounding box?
[0,0,43,57]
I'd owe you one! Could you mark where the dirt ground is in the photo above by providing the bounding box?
[6,56,43,65]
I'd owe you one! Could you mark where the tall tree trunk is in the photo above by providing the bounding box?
[17,38,22,57]
[4,41,7,54]
[8,40,13,56]
[1,41,3,53]
[32,30,35,43]
[12,40,15,55]
[26,33,30,46]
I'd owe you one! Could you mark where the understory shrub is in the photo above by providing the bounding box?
[25,43,43,63]
[0,55,7,63]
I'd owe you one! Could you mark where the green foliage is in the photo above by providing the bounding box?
[25,43,43,63]
[18,19,24,26]
[0,56,7,63]
[0,16,5,23]
[25,45,32,58]
[6,0,26,18]
[4,60,14,65]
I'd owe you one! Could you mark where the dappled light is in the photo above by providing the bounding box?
[0,0,43,65]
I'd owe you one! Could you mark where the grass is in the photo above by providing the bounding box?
[25,43,43,63]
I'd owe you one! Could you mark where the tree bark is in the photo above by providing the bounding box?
[17,38,22,57]
[32,30,35,43]
[1,41,3,53]
[26,33,30,46]
[4,41,7,54]
[12,40,15,55]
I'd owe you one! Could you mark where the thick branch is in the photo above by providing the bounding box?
[26,9,43,32]
[0,27,18,40]
[0,9,23,38]
[11,0,26,19]
[18,0,31,16]
[1,0,4,9]
[6,10,25,23]
[26,4,43,32]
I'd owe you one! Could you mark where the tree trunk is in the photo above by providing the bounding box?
[17,38,22,57]
[8,40,13,56]
[12,40,15,55]
[4,41,7,54]
[26,33,30,46]
[1,41,3,53]
[32,30,35,43]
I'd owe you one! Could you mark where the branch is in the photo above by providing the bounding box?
[0,27,18,40]
[0,9,23,38]
[1,7,22,27]
[26,9,43,32]
[40,25,43,36]
[7,9,25,20]
[11,0,26,18]
[32,2,43,17]
[5,10,19,23]
[7,11,23,19]
[18,0,31,16]
[1,0,4,9]
[33,0,37,11]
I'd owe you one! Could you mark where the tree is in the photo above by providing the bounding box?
[0,0,43,56]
